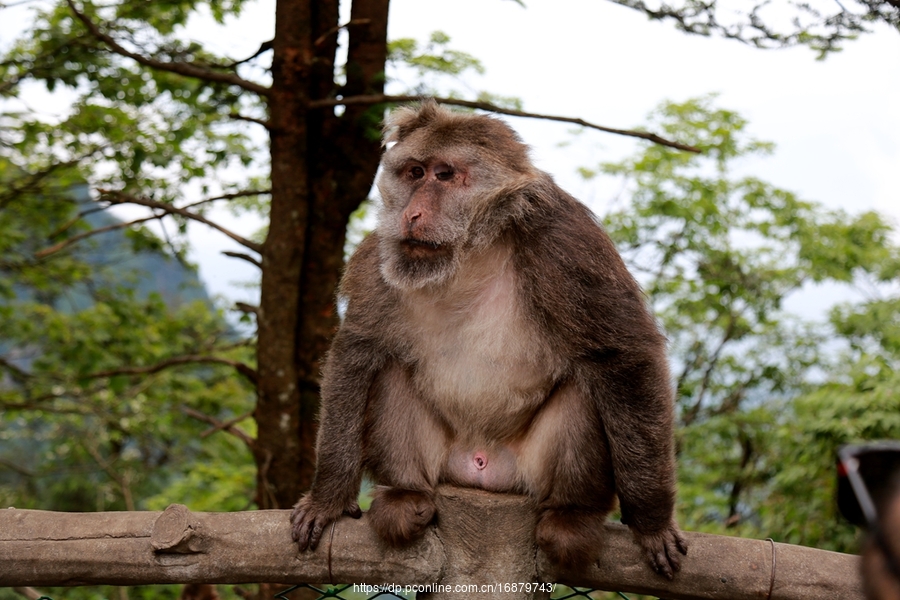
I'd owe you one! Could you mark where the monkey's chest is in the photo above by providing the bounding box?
[406,283,555,436]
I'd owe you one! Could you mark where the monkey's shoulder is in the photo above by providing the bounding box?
[515,193,632,294]
[340,233,394,300]
[514,187,661,353]
[338,233,404,333]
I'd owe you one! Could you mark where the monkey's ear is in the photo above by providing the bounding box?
[382,127,399,148]
[381,117,403,147]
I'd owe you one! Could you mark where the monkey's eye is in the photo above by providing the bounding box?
[434,165,454,181]
[408,166,425,179]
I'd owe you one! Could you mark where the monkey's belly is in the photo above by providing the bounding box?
[443,445,520,492]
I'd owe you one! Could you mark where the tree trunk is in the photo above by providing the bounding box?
[254,0,390,511]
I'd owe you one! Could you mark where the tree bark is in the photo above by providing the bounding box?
[254,0,389,511]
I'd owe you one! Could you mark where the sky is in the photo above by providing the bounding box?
[2,0,899,313]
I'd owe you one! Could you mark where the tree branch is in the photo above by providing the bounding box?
[310,94,702,153]
[199,189,271,203]
[36,213,161,259]
[0,458,34,477]
[85,355,259,386]
[696,314,739,399]
[234,302,259,315]
[222,251,262,268]
[182,406,255,448]
[0,159,83,208]
[0,36,90,95]
[1,396,95,416]
[313,18,372,48]
[228,112,271,129]
[12,587,42,600]
[0,356,32,382]
[683,313,739,426]
[65,0,270,97]
[37,189,269,258]
[226,40,272,68]
[99,189,263,254]
[81,439,135,511]
[198,411,252,439]
[606,0,899,56]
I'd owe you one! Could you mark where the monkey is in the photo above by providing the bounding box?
[290,99,688,578]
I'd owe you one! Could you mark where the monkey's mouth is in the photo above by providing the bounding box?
[400,237,448,258]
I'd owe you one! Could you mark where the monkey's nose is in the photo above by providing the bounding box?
[402,210,422,237]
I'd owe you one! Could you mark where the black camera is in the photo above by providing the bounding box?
[838,441,900,583]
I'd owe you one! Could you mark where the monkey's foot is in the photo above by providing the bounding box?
[368,487,436,546]
[631,522,688,580]
[290,493,361,552]
[535,508,606,570]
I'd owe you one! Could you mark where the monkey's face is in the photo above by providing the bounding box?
[374,102,536,291]
[376,143,485,290]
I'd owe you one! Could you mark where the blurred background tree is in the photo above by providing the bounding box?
[589,96,900,552]
[609,0,900,57]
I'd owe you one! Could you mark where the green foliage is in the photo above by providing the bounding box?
[832,297,900,364]
[0,295,255,512]
[600,96,899,420]
[1,0,267,220]
[475,91,524,111]
[1,0,263,527]
[386,30,523,110]
[597,97,900,551]
[1,303,255,508]
[0,185,91,301]
[388,31,485,79]
[0,162,255,516]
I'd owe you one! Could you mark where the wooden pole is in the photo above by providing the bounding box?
[417,488,550,600]
[0,503,440,587]
[0,486,864,600]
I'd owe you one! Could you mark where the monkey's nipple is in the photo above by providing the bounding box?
[473,452,488,470]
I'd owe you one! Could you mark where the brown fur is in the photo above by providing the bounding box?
[536,508,609,570]
[290,100,687,578]
[368,487,437,546]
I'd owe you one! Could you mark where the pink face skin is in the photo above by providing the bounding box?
[398,160,468,243]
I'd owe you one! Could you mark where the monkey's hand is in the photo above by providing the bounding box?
[290,493,362,552]
[631,522,688,580]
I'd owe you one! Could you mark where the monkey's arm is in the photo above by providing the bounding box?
[568,252,688,577]
[517,182,687,577]
[291,238,388,551]
[289,330,380,550]
[584,350,688,579]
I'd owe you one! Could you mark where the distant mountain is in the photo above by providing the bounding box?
[53,184,213,312]
[1,185,217,371]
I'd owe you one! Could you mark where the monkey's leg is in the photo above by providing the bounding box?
[517,381,617,570]
[363,363,447,546]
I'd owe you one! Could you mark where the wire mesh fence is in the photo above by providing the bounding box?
[274,583,645,599]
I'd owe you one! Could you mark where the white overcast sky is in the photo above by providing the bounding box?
[2,0,899,310]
